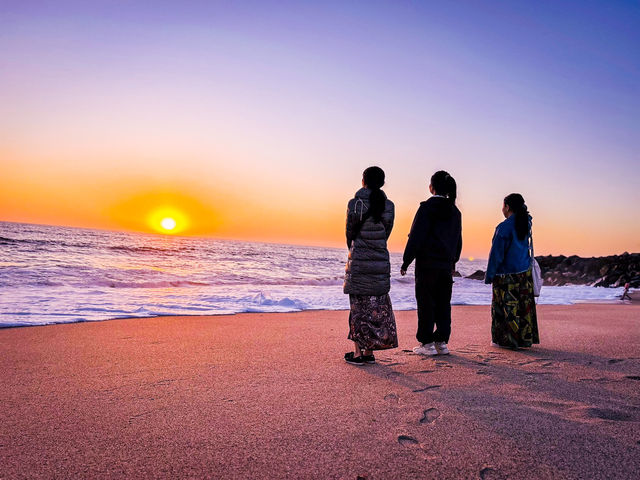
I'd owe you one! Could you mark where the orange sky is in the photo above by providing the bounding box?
[2,147,638,258]
[1,3,639,257]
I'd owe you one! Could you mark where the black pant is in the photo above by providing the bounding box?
[415,268,453,344]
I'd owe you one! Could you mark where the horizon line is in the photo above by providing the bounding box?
[0,219,637,259]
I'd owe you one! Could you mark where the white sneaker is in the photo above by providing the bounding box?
[413,342,438,356]
[434,342,450,355]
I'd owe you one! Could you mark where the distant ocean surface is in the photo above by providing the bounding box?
[0,222,623,327]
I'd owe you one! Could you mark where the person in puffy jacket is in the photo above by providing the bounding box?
[343,166,398,365]
[401,170,462,356]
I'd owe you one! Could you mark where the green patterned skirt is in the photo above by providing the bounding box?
[348,294,398,351]
[491,270,539,348]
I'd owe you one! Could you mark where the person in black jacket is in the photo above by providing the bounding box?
[401,171,462,356]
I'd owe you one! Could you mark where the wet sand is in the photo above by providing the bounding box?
[1,305,639,479]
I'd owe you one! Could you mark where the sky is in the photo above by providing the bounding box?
[1,0,639,257]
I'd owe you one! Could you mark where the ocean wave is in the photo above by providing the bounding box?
[107,245,179,255]
[392,277,415,285]
[0,274,346,289]
[91,280,211,289]
[265,278,343,287]
[249,292,308,309]
[0,222,626,327]
[0,235,189,256]
[0,235,94,250]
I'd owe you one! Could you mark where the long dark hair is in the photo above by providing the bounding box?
[362,166,386,222]
[504,193,530,241]
[431,170,457,204]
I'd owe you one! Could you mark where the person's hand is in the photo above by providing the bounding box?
[400,268,407,276]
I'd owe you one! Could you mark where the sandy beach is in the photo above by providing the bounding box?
[1,304,639,479]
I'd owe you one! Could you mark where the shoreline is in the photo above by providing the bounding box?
[1,292,637,329]
[2,305,639,479]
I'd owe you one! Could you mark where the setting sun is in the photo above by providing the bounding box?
[160,217,177,231]
[103,188,224,237]
[148,207,189,235]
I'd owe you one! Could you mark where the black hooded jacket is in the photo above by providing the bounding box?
[401,196,462,273]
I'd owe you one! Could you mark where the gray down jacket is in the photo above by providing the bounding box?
[343,188,395,296]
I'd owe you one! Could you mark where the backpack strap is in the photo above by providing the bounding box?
[348,199,371,249]
[351,210,371,244]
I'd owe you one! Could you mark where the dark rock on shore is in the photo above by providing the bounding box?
[462,253,640,288]
[536,253,640,287]
[466,270,486,281]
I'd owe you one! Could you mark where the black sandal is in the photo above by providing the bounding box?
[344,352,365,365]
[361,354,375,364]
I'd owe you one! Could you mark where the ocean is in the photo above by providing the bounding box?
[0,222,623,327]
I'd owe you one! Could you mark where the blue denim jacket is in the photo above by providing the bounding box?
[485,215,531,283]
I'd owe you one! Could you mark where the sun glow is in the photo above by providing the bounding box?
[148,207,188,235]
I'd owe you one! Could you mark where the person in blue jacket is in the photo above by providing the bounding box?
[485,193,539,349]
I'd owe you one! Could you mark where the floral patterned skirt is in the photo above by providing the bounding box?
[348,294,398,351]
[491,269,540,348]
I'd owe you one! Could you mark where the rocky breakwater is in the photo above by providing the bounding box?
[465,270,486,281]
[462,253,640,288]
[536,253,640,287]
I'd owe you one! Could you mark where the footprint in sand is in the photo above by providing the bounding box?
[578,377,623,384]
[517,360,537,366]
[413,385,442,393]
[457,346,481,355]
[420,408,441,424]
[435,361,453,369]
[583,407,636,422]
[397,435,438,461]
[384,393,399,403]
[154,379,175,386]
[398,435,420,447]
[458,343,481,351]
[531,400,640,423]
[476,355,500,364]
[529,400,574,412]
[480,466,506,480]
